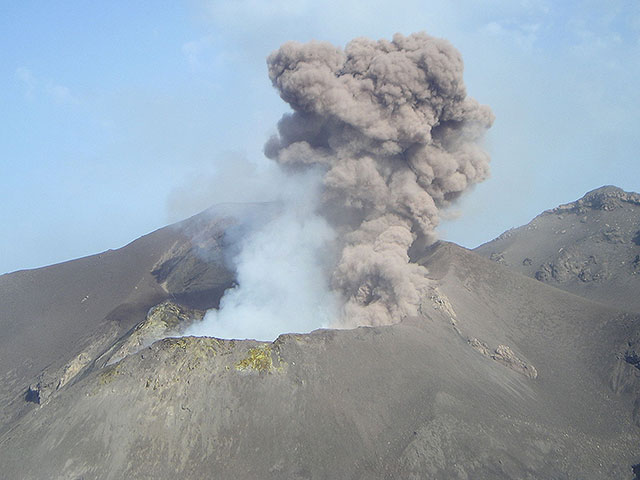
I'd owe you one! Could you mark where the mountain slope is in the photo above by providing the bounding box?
[475,186,640,313]
[0,204,249,431]
[1,241,638,479]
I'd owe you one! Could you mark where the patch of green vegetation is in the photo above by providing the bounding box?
[235,345,273,372]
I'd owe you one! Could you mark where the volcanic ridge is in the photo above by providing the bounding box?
[0,187,639,479]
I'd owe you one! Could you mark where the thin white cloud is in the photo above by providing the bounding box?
[567,15,625,60]
[45,83,75,104]
[205,0,310,22]
[182,35,215,70]
[14,67,76,104]
[481,20,541,51]
[15,67,37,100]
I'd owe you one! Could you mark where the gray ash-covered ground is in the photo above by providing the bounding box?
[476,186,640,313]
[1,189,639,479]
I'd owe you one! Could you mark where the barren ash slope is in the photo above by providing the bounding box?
[475,186,640,313]
[0,192,639,479]
[0,203,255,433]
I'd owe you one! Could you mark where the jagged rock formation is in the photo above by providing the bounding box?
[468,339,538,379]
[553,186,640,213]
[104,301,205,366]
[476,186,640,313]
[25,301,204,406]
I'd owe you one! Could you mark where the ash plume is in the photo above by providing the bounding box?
[265,32,494,327]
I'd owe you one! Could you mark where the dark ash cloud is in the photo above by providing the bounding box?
[265,32,494,326]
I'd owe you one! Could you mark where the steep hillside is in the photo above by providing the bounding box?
[1,241,638,479]
[0,204,261,432]
[475,186,640,313]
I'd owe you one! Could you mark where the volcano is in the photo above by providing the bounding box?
[0,187,639,479]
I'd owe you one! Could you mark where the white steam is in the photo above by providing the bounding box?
[185,170,338,340]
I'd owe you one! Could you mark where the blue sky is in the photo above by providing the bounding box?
[1,1,639,274]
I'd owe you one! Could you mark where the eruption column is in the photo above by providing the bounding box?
[265,32,494,327]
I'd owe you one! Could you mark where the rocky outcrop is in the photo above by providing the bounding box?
[534,248,604,284]
[26,301,207,404]
[492,344,538,379]
[625,345,640,371]
[105,301,205,365]
[468,338,491,356]
[469,339,538,379]
[26,322,121,405]
[427,288,457,325]
[475,186,640,313]
[552,185,640,214]
[489,252,507,264]
[26,352,92,405]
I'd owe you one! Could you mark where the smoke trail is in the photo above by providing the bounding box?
[265,32,494,327]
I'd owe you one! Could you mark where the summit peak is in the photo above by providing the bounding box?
[552,185,640,214]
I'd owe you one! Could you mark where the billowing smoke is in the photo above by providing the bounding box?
[264,32,494,327]
[185,32,492,339]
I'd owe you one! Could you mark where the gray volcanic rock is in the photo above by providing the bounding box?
[468,339,538,379]
[475,186,640,313]
[103,300,205,366]
[2,196,640,479]
[0,204,267,433]
[1,241,639,479]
